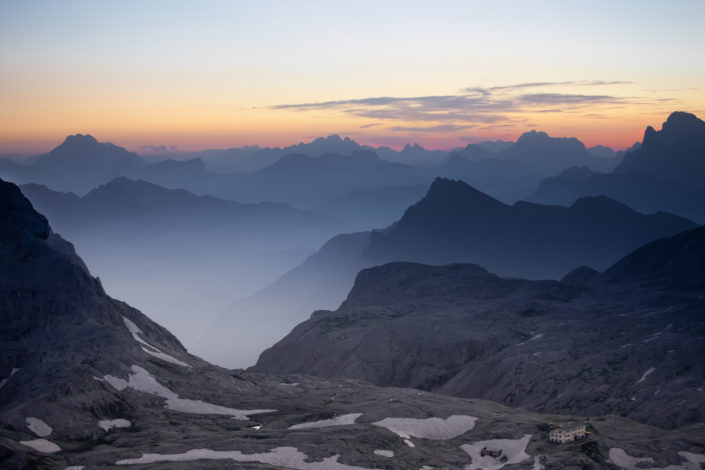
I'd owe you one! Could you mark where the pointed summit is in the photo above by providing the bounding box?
[422,177,506,212]
[614,111,705,185]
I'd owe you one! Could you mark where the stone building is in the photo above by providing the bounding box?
[549,422,586,443]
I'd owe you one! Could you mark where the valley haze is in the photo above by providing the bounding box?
[1,1,704,469]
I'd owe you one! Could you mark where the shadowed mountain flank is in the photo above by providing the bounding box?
[254,227,705,429]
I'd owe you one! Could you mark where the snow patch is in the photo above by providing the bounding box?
[373,415,477,440]
[20,438,61,453]
[460,434,532,470]
[65,467,85,470]
[404,439,415,448]
[373,450,394,458]
[608,448,705,470]
[637,367,655,384]
[122,316,191,368]
[530,333,543,341]
[103,365,274,420]
[26,417,52,437]
[289,413,361,430]
[0,367,19,390]
[99,419,132,432]
[116,446,373,469]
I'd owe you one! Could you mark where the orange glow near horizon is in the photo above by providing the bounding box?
[0,106,697,155]
[1,1,704,155]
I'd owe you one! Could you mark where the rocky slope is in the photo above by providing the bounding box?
[254,226,705,430]
[1,177,704,469]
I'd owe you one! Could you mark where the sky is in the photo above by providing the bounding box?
[1,0,704,154]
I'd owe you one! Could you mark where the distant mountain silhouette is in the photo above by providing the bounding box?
[362,178,695,278]
[375,143,448,166]
[434,153,540,200]
[204,177,695,367]
[0,134,146,193]
[315,184,428,231]
[183,135,366,174]
[476,139,515,153]
[254,224,705,429]
[451,143,495,161]
[220,150,425,208]
[530,112,705,222]
[614,111,705,185]
[19,178,340,352]
[586,144,617,158]
[499,130,617,173]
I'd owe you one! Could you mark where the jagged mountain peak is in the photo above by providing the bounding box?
[61,133,99,146]
[614,111,705,184]
[662,110,705,132]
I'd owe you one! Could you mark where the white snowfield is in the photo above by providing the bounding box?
[122,316,191,368]
[372,415,478,440]
[460,434,532,470]
[637,367,656,383]
[0,367,19,390]
[19,438,61,453]
[373,450,394,457]
[101,365,275,420]
[116,446,374,469]
[26,417,52,437]
[289,413,361,430]
[608,448,705,470]
[98,419,132,432]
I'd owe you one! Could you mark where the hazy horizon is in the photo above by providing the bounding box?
[2,1,704,154]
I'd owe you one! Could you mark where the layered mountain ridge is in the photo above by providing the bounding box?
[254,226,705,429]
[204,177,695,367]
[4,176,702,469]
[531,111,705,222]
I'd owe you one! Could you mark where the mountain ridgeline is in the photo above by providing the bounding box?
[17,178,341,357]
[203,177,695,368]
[5,176,702,469]
[254,226,705,429]
[531,111,705,222]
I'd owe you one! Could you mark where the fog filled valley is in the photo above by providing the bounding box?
[3,113,702,368]
[2,108,705,468]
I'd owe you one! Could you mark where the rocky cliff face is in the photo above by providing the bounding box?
[255,227,705,430]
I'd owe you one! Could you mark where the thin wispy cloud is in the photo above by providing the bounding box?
[390,124,475,133]
[467,80,633,94]
[520,93,621,104]
[266,80,648,133]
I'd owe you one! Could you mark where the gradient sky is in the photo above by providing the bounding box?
[1,0,704,154]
